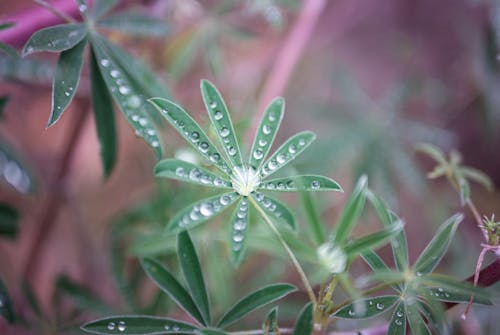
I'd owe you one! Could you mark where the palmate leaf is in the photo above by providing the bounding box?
[293,303,313,335]
[260,131,316,179]
[259,175,342,192]
[90,47,117,177]
[141,258,205,326]
[0,278,14,323]
[333,295,399,319]
[148,97,231,174]
[166,192,239,233]
[98,11,168,37]
[422,274,493,303]
[216,283,296,329]
[413,213,463,275]
[387,302,406,335]
[92,0,118,19]
[252,192,296,231]
[177,232,211,326]
[262,307,280,335]
[230,198,250,266]
[155,159,231,189]
[300,190,326,246]
[249,97,284,169]
[22,23,88,56]
[424,286,492,305]
[81,315,197,334]
[201,80,242,168]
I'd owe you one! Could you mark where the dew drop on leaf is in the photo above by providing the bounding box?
[214,111,223,120]
[376,303,384,310]
[263,124,272,135]
[118,321,126,331]
[107,322,115,330]
[220,127,230,137]
[311,180,320,189]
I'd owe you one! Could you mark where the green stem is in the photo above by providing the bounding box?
[249,196,318,306]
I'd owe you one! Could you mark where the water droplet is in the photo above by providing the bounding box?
[118,321,126,331]
[64,91,70,96]
[189,168,201,181]
[277,182,285,190]
[228,147,237,156]
[151,141,160,148]
[210,153,221,162]
[395,319,403,326]
[214,178,225,187]
[101,59,110,67]
[266,182,276,189]
[190,131,200,142]
[189,208,200,221]
[348,310,355,316]
[107,322,116,330]
[416,272,423,277]
[234,219,246,230]
[214,111,223,120]
[258,139,267,147]
[268,113,276,121]
[276,154,286,164]
[376,303,384,310]
[255,193,264,201]
[220,195,231,205]
[210,101,217,109]
[268,160,277,170]
[233,233,244,242]
[173,326,180,331]
[164,325,170,330]
[131,115,139,122]
[220,127,230,137]
[110,70,120,78]
[233,243,242,251]
[78,4,87,12]
[298,139,306,146]
[288,145,297,154]
[119,86,131,95]
[237,211,246,219]
[396,310,403,317]
[200,202,214,216]
[199,142,209,153]
[147,129,156,136]
[175,167,186,177]
[263,124,272,135]
[311,180,320,189]
[253,149,264,160]
[139,118,148,127]
[438,287,444,292]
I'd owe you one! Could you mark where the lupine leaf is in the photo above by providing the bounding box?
[299,190,326,246]
[230,198,250,266]
[47,37,86,126]
[406,300,432,335]
[260,131,315,179]
[90,46,117,177]
[166,192,239,233]
[249,97,284,169]
[417,299,445,335]
[217,283,296,328]
[252,192,296,231]
[77,0,89,18]
[91,33,162,157]
[55,275,112,314]
[344,221,404,257]
[259,175,342,192]
[333,175,368,245]
[387,302,406,335]
[201,80,242,167]
[0,42,18,58]
[0,202,19,238]
[460,167,493,191]
[141,258,205,325]
[458,175,470,206]
[424,286,492,305]
[0,23,15,30]
[149,97,231,174]
[292,302,313,335]
[333,295,399,319]
[422,274,492,303]
[356,270,406,288]
[413,213,463,275]
[0,278,14,323]
[196,330,228,335]
[22,23,87,56]
[361,249,402,292]
[415,143,447,166]
[81,315,197,334]
[92,0,117,18]
[177,232,211,326]
[98,11,168,37]
[155,159,231,189]
[262,307,280,335]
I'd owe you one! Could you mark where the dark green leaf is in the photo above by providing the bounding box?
[262,307,280,335]
[413,213,463,275]
[98,11,168,37]
[90,46,117,177]
[22,23,87,56]
[55,275,112,314]
[259,175,342,192]
[417,299,446,334]
[48,37,87,126]
[252,192,296,231]
[81,315,197,334]
[0,96,9,118]
[344,221,404,257]
[0,278,14,323]
[333,175,368,245]
[406,300,431,335]
[177,231,211,326]
[299,189,326,246]
[293,302,313,335]
[217,283,296,328]
[0,22,15,31]
[361,249,403,292]
[424,286,492,305]
[92,0,117,18]
[0,202,19,238]
[387,302,406,335]
[141,258,205,325]
[333,295,399,319]
[230,198,250,266]
[0,42,18,58]
[423,274,492,303]
[195,330,227,335]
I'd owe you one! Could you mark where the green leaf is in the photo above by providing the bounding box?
[252,192,296,231]
[356,270,406,288]
[47,37,87,126]
[417,300,445,335]
[361,250,403,292]
[333,175,368,245]
[259,175,342,192]
[177,231,211,326]
[167,192,239,233]
[141,258,205,325]
[344,221,404,257]
[216,283,296,328]
[424,286,492,305]
[460,167,493,191]
[262,307,280,335]
[406,300,431,335]
[299,189,326,246]
[0,42,18,58]
[0,22,15,30]
[22,23,87,56]
[457,176,470,206]
[98,11,168,37]
[201,80,242,167]
[423,274,493,303]
[91,34,162,157]
[0,202,19,238]
[154,159,231,189]
[55,275,112,314]
[261,131,316,179]
[248,97,284,169]
[230,198,250,266]
[90,46,117,177]
[149,97,231,174]
[292,302,313,335]
[0,278,14,323]
[92,0,117,18]
[77,0,89,17]
[196,330,227,335]
[333,295,399,319]
[413,213,463,275]
[81,315,197,334]
[0,96,9,118]
[415,143,447,166]
[387,302,406,335]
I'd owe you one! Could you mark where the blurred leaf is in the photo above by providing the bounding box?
[0,202,19,238]
[0,23,15,30]
[22,280,42,318]
[344,221,403,257]
[422,274,492,303]
[177,232,211,326]
[0,140,33,194]
[217,283,296,328]
[196,329,227,335]
[406,300,431,335]
[260,175,342,192]
[141,257,205,325]
[55,275,112,314]
[415,143,447,166]
[460,167,493,191]
[457,176,470,206]
[22,23,87,56]
[413,214,463,275]
[0,278,14,323]
[92,0,117,18]
[98,11,168,37]
[0,96,9,119]
[90,47,117,177]
[0,55,54,83]
[299,190,325,246]
[81,315,197,334]
[252,192,296,231]
[387,302,406,335]
[293,302,313,335]
[262,307,280,335]
[0,42,18,59]
[48,38,87,126]
[333,295,399,319]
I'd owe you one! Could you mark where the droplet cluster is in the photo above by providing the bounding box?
[232,199,248,251]
[177,193,237,229]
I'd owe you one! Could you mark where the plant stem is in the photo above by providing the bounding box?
[33,0,77,23]
[249,196,318,306]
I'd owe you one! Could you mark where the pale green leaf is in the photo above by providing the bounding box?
[0,43,18,58]
[406,300,431,335]
[415,143,447,165]
[252,192,296,231]
[299,190,325,246]
[344,221,404,257]
[196,330,227,335]
[230,198,250,266]
[292,302,313,335]
[55,275,112,314]
[333,295,399,319]
[387,302,406,335]
[259,175,342,192]
[457,175,470,206]
[98,11,168,37]
[81,315,197,334]
[92,0,117,18]
[460,167,493,191]
[22,23,87,56]
[423,274,493,303]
